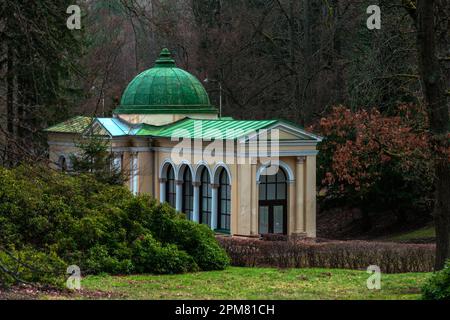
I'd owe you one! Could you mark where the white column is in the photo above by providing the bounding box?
[211,184,219,231]
[133,155,139,194]
[113,152,123,171]
[193,182,200,223]
[129,152,139,195]
[295,156,306,234]
[159,178,166,203]
[175,180,183,212]
[305,156,317,237]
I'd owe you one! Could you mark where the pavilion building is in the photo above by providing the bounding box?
[46,49,322,237]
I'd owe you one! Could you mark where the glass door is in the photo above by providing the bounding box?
[258,202,287,234]
[259,206,270,234]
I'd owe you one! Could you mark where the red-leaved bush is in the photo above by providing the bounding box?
[312,105,440,226]
[217,237,435,273]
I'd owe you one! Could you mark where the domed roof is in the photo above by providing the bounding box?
[114,48,217,115]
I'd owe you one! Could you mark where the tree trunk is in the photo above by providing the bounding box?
[6,42,15,166]
[288,0,302,124]
[416,0,450,270]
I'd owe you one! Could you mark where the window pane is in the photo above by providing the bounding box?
[221,186,228,198]
[221,200,227,212]
[260,175,267,184]
[259,206,269,234]
[276,169,286,182]
[267,183,276,200]
[277,183,286,200]
[273,205,284,234]
[221,216,227,229]
[259,184,266,200]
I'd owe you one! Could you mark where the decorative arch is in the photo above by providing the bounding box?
[212,162,232,185]
[216,165,231,232]
[177,160,195,182]
[159,158,177,179]
[194,160,213,183]
[258,165,288,235]
[178,161,195,220]
[256,160,295,183]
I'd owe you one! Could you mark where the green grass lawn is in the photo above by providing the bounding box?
[384,226,435,242]
[77,267,429,300]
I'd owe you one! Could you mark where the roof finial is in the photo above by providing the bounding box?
[155,48,176,67]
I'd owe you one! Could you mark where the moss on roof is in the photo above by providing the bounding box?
[45,116,93,134]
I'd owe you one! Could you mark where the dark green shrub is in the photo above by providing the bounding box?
[0,165,229,287]
[0,246,66,287]
[83,245,134,275]
[148,205,230,270]
[132,234,198,274]
[422,261,450,300]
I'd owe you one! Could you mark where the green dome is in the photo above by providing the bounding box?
[114,48,217,115]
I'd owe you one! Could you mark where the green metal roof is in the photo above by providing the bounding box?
[45,116,93,134]
[46,116,320,141]
[136,118,279,139]
[114,48,217,115]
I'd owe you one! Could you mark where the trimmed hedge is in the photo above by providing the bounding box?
[0,165,229,287]
[217,237,435,273]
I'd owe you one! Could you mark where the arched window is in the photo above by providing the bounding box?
[58,156,67,172]
[182,168,194,220]
[165,165,176,208]
[217,168,231,232]
[199,167,212,227]
[258,167,287,234]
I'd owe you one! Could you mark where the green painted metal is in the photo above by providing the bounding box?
[136,118,280,140]
[114,48,217,115]
[45,116,93,134]
[46,115,318,141]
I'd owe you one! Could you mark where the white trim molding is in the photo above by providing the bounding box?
[177,160,195,182]
[159,158,177,180]
[212,162,232,185]
[194,160,213,183]
[256,160,295,183]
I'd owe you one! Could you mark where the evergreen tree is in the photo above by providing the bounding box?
[70,136,124,186]
[0,0,83,165]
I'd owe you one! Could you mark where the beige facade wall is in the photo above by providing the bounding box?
[48,133,318,238]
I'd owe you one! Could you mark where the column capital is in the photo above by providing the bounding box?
[175,180,184,186]
[211,183,220,189]
[296,156,306,164]
[159,178,167,183]
[193,181,201,187]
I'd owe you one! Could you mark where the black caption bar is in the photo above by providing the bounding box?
[0,300,445,320]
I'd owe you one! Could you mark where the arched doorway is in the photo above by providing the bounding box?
[258,167,287,234]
